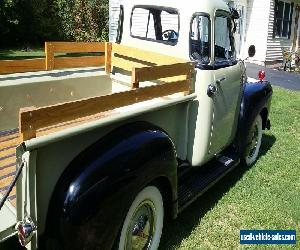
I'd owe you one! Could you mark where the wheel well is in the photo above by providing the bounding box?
[260,108,268,130]
[150,176,175,220]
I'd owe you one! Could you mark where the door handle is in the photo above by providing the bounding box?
[207,84,217,97]
[216,77,226,84]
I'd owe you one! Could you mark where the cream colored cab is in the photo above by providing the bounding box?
[119,0,243,166]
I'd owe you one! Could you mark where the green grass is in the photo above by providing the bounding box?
[0,48,45,60]
[0,48,102,60]
[160,87,300,249]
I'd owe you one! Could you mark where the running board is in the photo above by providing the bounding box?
[178,153,239,212]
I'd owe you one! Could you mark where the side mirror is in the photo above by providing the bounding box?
[248,45,256,58]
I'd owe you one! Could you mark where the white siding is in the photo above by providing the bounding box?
[266,0,296,63]
[242,0,271,64]
[109,0,122,42]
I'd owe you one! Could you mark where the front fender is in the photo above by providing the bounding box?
[236,81,273,154]
[45,121,177,249]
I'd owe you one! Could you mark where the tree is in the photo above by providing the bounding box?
[54,0,109,42]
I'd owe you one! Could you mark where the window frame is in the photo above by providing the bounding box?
[130,5,180,46]
[273,0,294,39]
[189,12,212,67]
[213,10,237,68]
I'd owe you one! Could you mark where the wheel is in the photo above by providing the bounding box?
[244,115,263,166]
[118,186,164,250]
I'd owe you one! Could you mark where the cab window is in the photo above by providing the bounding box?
[130,6,179,45]
[214,11,236,65]
[190,14,210,64]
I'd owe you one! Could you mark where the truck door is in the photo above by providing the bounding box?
[208,10,243,155]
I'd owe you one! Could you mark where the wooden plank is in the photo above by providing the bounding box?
[0,59,45,74]
[36,110,114,138]
[0,187,16,196]
[9,198,16,207]
[105,42,112,73]
[50,42,105,53]
[0,176,14,188]
[45,42,54,70]
[54,56,105,69]
[0,138,19,149]
[0,132,19,143]
[134,63,195,83]
[0,165,16,177]
[19,80,191,141]
[111,56,149,72]
[0,148,15,159]
[112,43,186,65]
[0,156,16,168]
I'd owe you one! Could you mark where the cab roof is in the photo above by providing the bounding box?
[123,0,229,16]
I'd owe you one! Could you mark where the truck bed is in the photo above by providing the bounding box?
[0,43,195,208]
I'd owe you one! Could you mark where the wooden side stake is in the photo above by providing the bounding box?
[105,42,112,73]
[45,42,54,70]
[131,67,139,89]
[19,107,37,141]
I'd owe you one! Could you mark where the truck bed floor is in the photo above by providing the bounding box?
[0,128,18,208]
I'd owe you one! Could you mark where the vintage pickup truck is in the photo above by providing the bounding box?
[0,0,272,249]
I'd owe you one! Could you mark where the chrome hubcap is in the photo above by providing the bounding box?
[125,201,156,250]
[248,121,259,158]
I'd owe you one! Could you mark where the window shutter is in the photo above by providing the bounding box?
[288,2,294,39]
[273,0,279,38]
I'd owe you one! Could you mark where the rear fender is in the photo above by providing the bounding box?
[45,121,177,249]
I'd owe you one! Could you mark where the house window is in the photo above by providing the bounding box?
[274,0,294,38]
[130,6,179,45]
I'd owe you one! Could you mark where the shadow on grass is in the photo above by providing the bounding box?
[160,134,276,249]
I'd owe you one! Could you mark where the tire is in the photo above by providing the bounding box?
[244,115,263,166]
[118,186,164,250]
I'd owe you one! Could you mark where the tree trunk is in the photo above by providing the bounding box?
[292,5,300,52]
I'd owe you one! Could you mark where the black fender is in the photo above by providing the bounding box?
[236,80,273,155]
[44,121,177,249]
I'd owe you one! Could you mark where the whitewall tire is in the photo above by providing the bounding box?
[244,115,263,166]
[118,186,164,250]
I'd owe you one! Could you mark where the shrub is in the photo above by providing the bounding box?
[54,0,109,42]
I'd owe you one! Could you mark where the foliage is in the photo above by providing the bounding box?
[54,0,109,42]
[0,0,61,48]
[0,0,109,48]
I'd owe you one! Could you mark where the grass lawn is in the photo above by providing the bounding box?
[160,86,300,249]
[0,48,45,60]
[0,48,102,60]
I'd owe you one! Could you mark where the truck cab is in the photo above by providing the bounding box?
[114,0,245,165]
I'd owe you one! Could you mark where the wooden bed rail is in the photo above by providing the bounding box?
[0,42,106,74]
[19,42,195,141]
[45,42,106,70]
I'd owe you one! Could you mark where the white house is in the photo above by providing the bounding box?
[109,0,300,65]
[227,0,300,65]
